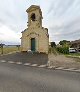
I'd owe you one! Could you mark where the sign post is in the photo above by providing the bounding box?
[0,43,4,54]
[16,45,20,51]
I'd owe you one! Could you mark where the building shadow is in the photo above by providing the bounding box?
[0,52,48,65]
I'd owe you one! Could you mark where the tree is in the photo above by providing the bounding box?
[51,42,56,47]
[59,40,70,47]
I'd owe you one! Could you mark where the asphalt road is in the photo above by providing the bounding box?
[0,52,48,65]
[0,62,80,92]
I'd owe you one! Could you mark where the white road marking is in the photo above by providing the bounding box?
[0,59,79,73]
[47,66,53,69]
[73,69,80,72]
[63,68,76,71]
[24,63,31,66]
[38,65,47,68]
[8,61,15,64]
[55,67,64,70]
[0,60,6,63]
[31,64,38,66]
[16,62,22,65]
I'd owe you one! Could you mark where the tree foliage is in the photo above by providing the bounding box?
[56,47,69,54]
[51,42,56,47]
[59,40,70,47]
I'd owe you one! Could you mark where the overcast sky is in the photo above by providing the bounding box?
[0,0,80,45]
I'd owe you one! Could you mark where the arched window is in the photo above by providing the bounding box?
[31,13,36,21]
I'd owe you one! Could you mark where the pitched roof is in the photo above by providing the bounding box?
[71,39,80,44]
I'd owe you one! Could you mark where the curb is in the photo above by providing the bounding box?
[0,60,80,73]
[67,55,80,58]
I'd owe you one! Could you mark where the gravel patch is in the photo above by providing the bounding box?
[48,54,80,69]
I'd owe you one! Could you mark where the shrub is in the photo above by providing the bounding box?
[48,47,58,55]
[56,47,69,54]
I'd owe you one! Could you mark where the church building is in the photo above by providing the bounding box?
[21,5,49,54]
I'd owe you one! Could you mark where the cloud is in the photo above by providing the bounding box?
[49,17,80,43]
[0,24,21,45]
[45,0,80,43]
[0,0,27,32]
[0,0,80,44]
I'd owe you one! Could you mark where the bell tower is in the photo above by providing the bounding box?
[26,5,43,28]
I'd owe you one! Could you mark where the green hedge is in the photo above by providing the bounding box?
[56,47,69,54]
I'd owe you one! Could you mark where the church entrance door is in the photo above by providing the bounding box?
[31,38,35,51]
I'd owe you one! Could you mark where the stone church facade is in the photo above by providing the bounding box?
[21,5,49,54]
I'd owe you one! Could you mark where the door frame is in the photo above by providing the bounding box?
[31,38,36,51]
